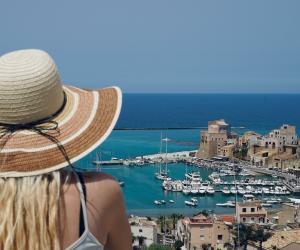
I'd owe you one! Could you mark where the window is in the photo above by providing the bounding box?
[242,218,246,222]
[251,208,255,212]
[251,217,255,222]
[139,229,143,233]
[200,235,205,240]
[242,208,247,212]
[218,235,223,240]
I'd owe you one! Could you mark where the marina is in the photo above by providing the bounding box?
[78,125,300,217]
[87,156,300,216]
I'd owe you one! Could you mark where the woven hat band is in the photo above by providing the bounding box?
[0,49,64,124]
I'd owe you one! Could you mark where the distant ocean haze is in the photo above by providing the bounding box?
[116,94,300,134]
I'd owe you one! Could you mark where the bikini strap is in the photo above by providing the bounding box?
[74,172,89,235]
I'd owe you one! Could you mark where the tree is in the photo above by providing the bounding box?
[224,242,233,250]
[170,213,178,230]
[146,244,173,250]
[232,224,256,250]
[138,236,147,247]
[201,243,208,250]
[158,215,166,233]
[252,227,272,250]
[174,240,184,250]
[132,233,137,243]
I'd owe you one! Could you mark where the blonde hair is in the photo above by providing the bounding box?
[0,171,62,250]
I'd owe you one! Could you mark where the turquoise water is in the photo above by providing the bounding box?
[75,94,300,216]
[76,129,282,216]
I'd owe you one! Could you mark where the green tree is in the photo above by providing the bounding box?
[201,243,208,250]
[224,242,233,250]
[174,240,184,250]
[158,215,166,233]
[232,224,255,250]
[170,213,179,230]
[146,243,174,250]
[132,233,137,243]
[252,227,272,250]
[137,236,147,246]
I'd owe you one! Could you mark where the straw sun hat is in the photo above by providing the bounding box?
[0,49,122,177]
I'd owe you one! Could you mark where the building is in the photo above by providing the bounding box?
[263,125,298,152]
[239,131,262,147]
[197,119,237,159]
[177,214,231,250]
[249,149,278,167]
[250,229,300,250]
[248,125,299,168]
[218,144,235,158]
[130,216,158,247]
[271,203,299,226]
[237,200,268,224]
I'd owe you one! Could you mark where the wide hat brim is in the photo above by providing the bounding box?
[0,85,122,177]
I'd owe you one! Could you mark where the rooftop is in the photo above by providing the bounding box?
[261,229,300,249]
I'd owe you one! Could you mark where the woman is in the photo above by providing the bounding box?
[0,49,132,249]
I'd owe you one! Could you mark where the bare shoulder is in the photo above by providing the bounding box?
[81,172,124,206]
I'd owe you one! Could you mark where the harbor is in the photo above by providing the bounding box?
[83,121,300,216]
[88,148,299,216]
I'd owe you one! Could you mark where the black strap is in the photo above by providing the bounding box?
[77,172,87,236]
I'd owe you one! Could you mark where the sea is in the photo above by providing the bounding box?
[76,94,300,216]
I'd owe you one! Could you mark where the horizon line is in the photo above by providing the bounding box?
[122,92,300,94]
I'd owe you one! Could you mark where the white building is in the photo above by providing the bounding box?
[130,216,157,247]
[262,124,297,152]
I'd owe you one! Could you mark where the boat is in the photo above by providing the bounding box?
[93,151,102,172]
[118,181,125,187]
[243,194,255,201]
[216,201,235,207]
[198,186,206,194]
[261,203,272,207]
[190,189,199,194]
[169,200,175,203]
[230,187,237,194]
[191,197,198,203]
[206,186,215,194]
[182,189,191,195]
[156,171,171,181]
[185,200,197,206]
[154,200,162,205]
[237,187,246,195]
[222,187,231,195]
[160,200,166,204]
[266,199,280,204]
[155,132,171,180]
[185,172,202,182]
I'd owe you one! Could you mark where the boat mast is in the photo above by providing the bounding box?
[234,165,240,248]
[165,133,168,173]
[96,151,101,172]
[159,131,163,174]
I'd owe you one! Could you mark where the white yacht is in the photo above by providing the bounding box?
[182,188,191,195]
[185,200,198,206]
[222,187,231,195]
[185,172,202,182]
[206,186,215,194]
[230,187,238,194]
[154,200,162,205]
[216,201,235,207]
[198,186,207,194]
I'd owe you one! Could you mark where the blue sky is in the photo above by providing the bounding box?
[1,1,299,93]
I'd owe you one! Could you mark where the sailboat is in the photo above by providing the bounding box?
[94,151,102,172]
[155,132,171,181]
